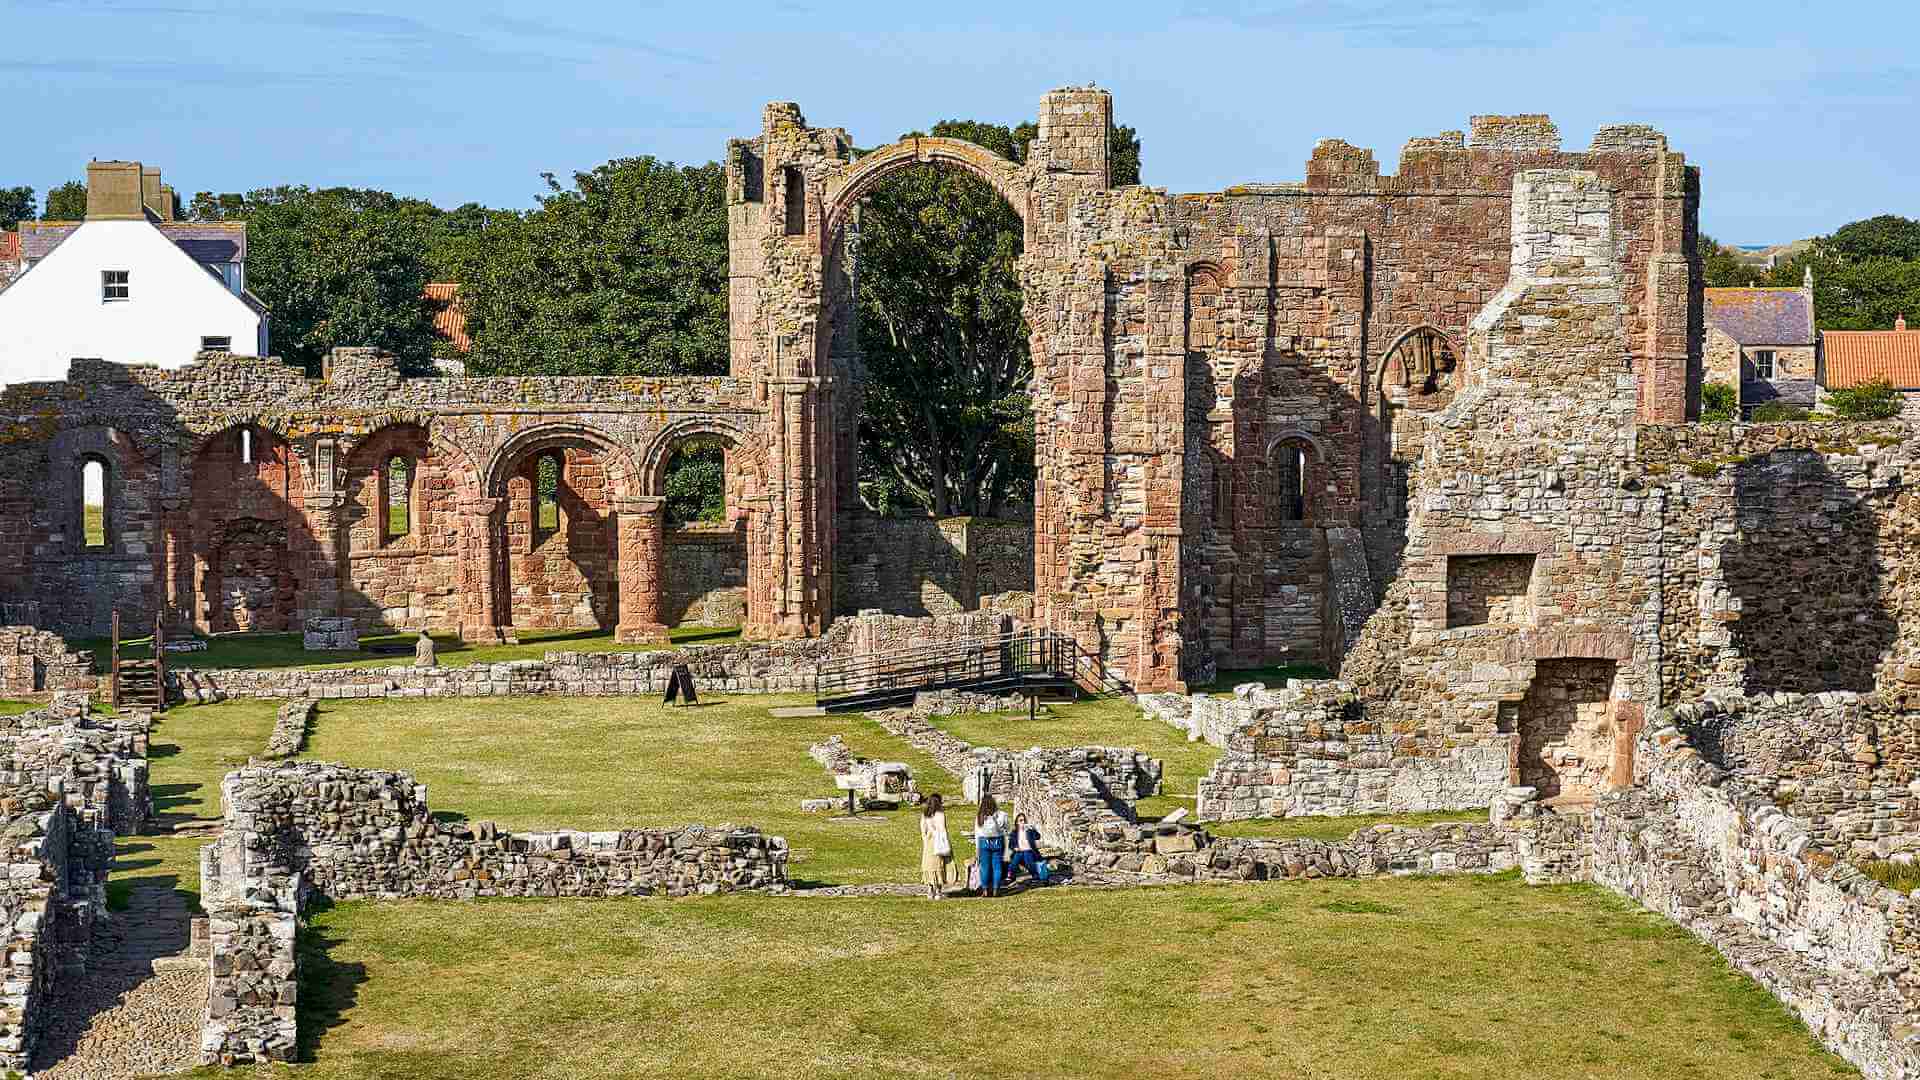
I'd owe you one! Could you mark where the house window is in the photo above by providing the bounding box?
[782,166,805,236]
[1752,350,1776,380]
[101,270,130,302]
[534,452,561,543]
[201,336,232,353]
[80,458,108,549]
[383,455,410,542]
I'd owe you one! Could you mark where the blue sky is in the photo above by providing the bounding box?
[5,0,1912,244]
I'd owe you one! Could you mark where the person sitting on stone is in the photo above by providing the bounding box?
[1004,812,1045,884]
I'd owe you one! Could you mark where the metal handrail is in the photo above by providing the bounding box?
[815,629,1132,707]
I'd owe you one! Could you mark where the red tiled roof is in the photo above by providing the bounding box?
[1822,329,1920,389]
[1705,287,1815,346]
[425,282,470,352]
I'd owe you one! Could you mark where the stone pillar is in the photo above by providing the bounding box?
[297,491,346,629]
[457,497,505,643]
[613,496,669,645]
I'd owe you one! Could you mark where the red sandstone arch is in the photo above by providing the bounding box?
[636,417,756,499]
[480,422,639,500]
[820,136,1030,250]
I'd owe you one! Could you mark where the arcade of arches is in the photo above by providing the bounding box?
[0,88,1700,693]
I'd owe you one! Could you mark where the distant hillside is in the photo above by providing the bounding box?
[1732,238,1815,270]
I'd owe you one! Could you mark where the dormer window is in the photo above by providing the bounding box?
[101,270,130,302]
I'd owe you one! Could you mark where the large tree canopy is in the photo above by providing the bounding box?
[191,187,443,375]
[852,119,1141,517]
[1759,213,1920,331]
[42,181,85,220]
[0,186,33,231]
[457,158,729,377]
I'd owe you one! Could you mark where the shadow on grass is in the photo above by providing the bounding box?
[297,897,367,1065]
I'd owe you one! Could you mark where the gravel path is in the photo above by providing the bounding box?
[35,881,206,1079]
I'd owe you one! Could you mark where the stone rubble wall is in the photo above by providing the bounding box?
[0,625,98,696]
[1187,679,1509,821]
[1587,707,1920,1080]
[663,522,747,628]
[264,698,314,759]
[200,760,790,1064]
[834,514,1035,618]
[173,609,1014,703]
[0,694,140,1072]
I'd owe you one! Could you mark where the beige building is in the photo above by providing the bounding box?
[1704,273,1816,412]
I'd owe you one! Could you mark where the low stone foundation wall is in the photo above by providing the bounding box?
[1588,702,1920,1079]
[264,699,314,758]
[200,759,789,1064]
[175,610,1019,703]
[0,693,144,1072]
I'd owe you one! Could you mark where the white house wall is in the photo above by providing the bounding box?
[0,220,262,385]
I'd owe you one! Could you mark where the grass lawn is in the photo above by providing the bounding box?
[72,624,742,673]
[113,699,281,913]
[0,698,39,716]
[1195,663,1332,695]
[177,875,1851,1080]
[295,694,970,887]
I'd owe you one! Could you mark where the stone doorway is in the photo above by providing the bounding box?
[1514,659,1619,801]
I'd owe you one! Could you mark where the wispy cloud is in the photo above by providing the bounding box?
[482,14,712,65]
[1182,0,1548,48]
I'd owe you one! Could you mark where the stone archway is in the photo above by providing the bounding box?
[820,136,1031,249]
[470,423,646,642]
[635,418,766,636]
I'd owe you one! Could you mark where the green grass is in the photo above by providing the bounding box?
[113,698,281,914]
[73,624,742,673]
[387,503,408,538]
[1210,810,1490,842]
[0,698,39,716]
[178,875,1852,1079]
[295,694,969,887]
[1856,860,1920,893]
[84,503,105,546]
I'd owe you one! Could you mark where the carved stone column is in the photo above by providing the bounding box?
[613,496,669,644]
[458,496,506,643]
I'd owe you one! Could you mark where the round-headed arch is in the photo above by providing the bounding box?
[637,417,755,498]
[480,421,640,500]
[820,136,1030,249]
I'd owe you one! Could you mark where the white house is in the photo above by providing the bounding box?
[0,161,267,385]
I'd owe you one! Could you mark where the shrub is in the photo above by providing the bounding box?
[1857,859,1920,894]
[1825,378,1904,421]
[1701,381,1737,422]
[1749,401,1810,422]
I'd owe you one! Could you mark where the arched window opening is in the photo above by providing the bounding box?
[1276,444,1310,523]
[783,166,806,236]
[383,455,411,543]
[534,452,562,544]
[81,458,108,549]
[664,439,727,524]
[240,426,253,465]
[1381,327,1459,398]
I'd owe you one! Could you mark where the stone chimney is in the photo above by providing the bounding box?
[85,161,147,221]
[140,166,177,221]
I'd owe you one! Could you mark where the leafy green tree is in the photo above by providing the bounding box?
[663,440,727,523]
[852,119,1142,517]
[1770,251,1920,331]
[42,181,85,220]
[1825,215,1920,262]
[192,187,442,375]
[458,158,728,377]
[1825,378,1903,420]
[0,186,33,230]
[1701,381,1737,422]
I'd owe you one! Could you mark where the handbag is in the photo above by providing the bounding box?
[966,858,981,891]
[1036,859,1051,883]
[933,829,952,858]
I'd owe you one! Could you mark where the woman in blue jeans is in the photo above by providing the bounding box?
[973,793,1009,897]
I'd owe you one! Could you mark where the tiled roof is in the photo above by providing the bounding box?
[1822,329,1920,389]
[425,282,470,352]
[1705,287,1815,346]
[18,220,246,262]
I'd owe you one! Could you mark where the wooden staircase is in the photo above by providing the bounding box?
[109,610,168,713]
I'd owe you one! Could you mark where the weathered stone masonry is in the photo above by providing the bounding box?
[0,89,1701,696]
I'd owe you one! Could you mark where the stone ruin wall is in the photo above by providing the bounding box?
[0,625,98,696]
[833,514,1034,618]
[664,522,748,627]
[200,760,789,1064]
[0,694,151,1073]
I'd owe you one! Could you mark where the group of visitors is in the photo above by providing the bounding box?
[918,792,1048,900]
